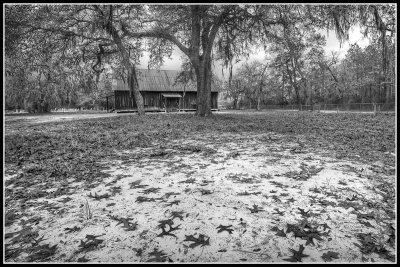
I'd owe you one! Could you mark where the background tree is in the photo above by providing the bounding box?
[5,4,146,114]
[267,6,326,105]
[309,4,396,103]
[224,77,247,109]
[235,60,270,110]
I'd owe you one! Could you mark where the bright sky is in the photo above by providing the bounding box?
[324,25,370,59]
[137,25,370,80]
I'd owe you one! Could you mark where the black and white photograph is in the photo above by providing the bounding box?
[4,3,396,263]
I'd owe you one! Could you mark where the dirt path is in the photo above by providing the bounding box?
[5,131,395,263]
[4,112,136,125]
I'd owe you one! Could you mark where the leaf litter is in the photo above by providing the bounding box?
[4,111,395,262]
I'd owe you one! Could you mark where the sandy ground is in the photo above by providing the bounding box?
[4,112,135,125]
[4,128,396,263]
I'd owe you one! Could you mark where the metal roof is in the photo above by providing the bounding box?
[112,69,218,92]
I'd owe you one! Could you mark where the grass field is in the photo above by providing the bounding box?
[4,110,396,262]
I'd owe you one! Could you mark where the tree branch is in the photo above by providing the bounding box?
[205,6,233,59]
[23,25,112,43]
[120,25,190,58]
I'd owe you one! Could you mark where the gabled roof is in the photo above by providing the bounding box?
[112,69,218,92]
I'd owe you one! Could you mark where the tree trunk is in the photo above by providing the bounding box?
[233,97,239,110]
[385,83,390,103]
[195,58,212,116]
[126,65,144,114]
[282,73,285,105]
[306,81,311,106]
[181,84,186,110]
[190,4,225,117]
[295,86,301,104]
[286,62,301,104]
[104,16,145,115]
[257,84,262,110]
[379,12,389,104]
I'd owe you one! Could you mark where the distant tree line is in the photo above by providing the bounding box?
[221,4,395,109]
[223,37,395,109]
[5,63,114,112]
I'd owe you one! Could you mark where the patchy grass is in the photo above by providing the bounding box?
[4,111,396,262]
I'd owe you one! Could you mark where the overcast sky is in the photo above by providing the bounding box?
[137,25,370,80]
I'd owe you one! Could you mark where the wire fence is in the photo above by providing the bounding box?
[256,103,395,113]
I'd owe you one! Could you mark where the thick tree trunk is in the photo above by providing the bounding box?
[190,4,224,117]
[105,19,145,115]
[195,59,212,116]
[126,65,144,114]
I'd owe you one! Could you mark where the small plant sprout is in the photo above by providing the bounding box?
[325,177,331,187]
[84,198,92,220]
